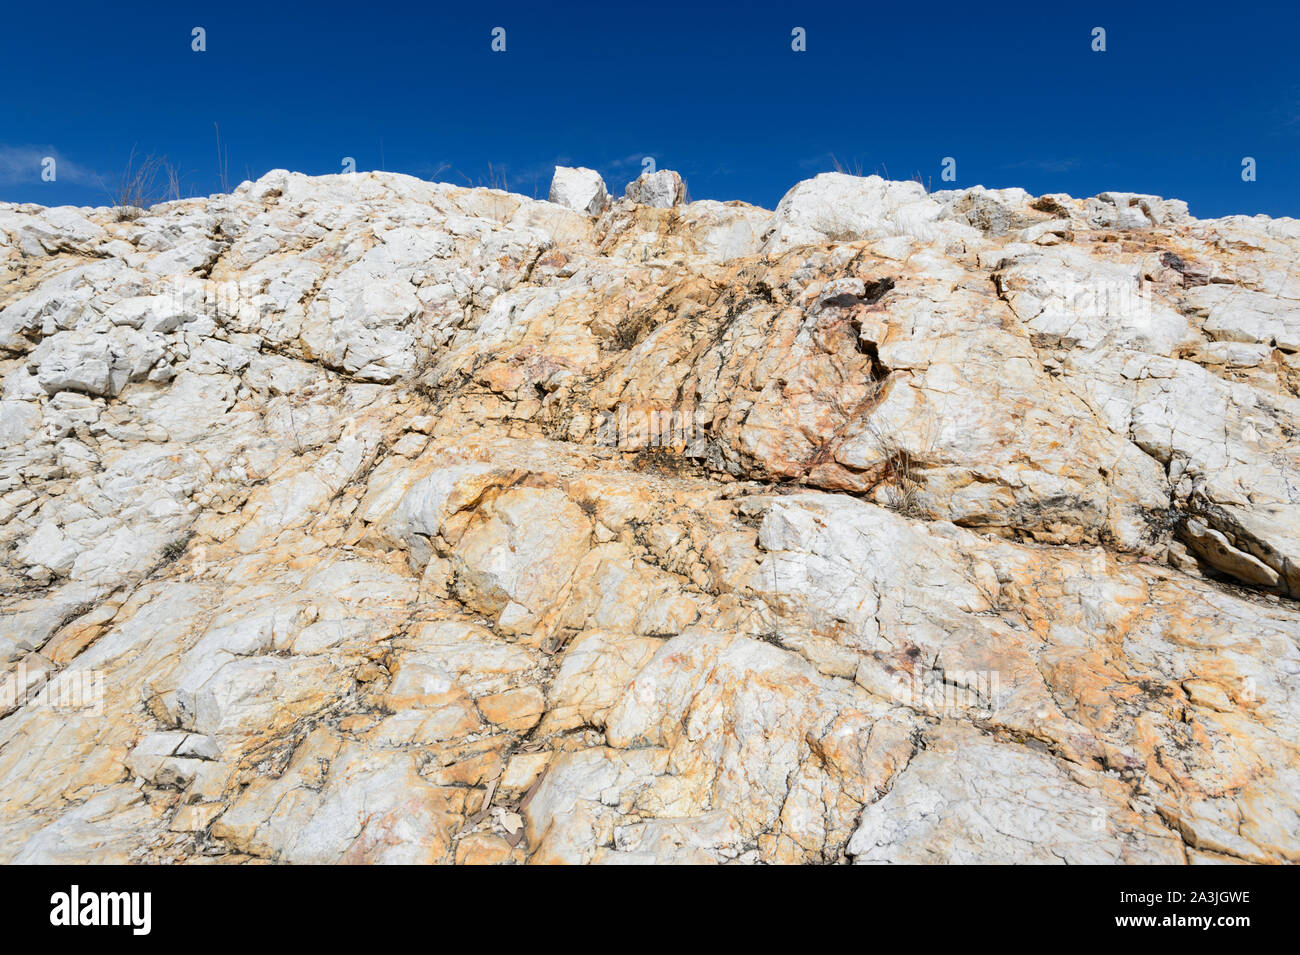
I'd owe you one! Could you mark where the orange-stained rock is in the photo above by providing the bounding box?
[2,171,1299,864]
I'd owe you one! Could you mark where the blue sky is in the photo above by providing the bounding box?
[2,0,1297,217]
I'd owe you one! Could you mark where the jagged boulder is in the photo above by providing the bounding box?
[624,169,685,208]
[547,165,609,216]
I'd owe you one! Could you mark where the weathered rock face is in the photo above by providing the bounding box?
[625,169,686,209]
[1,169,1298,864]
[547,166,609,217]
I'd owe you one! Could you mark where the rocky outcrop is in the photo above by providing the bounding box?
[547,166,609,217]
[1,168,1298,864]
[625,169,685,209]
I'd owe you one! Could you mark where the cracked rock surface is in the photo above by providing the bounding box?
[1,169,1298,864]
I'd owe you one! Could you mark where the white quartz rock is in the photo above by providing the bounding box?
[548,166,609,216]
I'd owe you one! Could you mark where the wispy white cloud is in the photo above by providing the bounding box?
[606,152,659,172]
[0,145,96,186]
